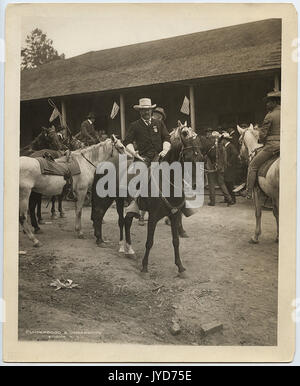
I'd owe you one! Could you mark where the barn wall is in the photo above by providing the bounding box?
[20,71,279,146]
[194,74,276,133]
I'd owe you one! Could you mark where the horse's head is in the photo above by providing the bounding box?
[237,123,260,163]
[170,123,204,190]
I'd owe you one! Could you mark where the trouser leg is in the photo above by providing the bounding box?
[247,150,273,196]
[226,181,235,203]
[217,172,233,204]
[207,171,216,205]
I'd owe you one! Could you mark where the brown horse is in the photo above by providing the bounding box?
[91,125,204,276]
[237,124,279,243]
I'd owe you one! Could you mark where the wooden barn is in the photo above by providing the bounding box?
[20,18,281,146]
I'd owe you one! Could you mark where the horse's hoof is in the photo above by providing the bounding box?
[177,270,187,279]
[33,241,42,248]
[51,214,58,220]
[179,231,189,238]
[124,243,135,255]
[97,241,107,248]
[140,271,150,279]
[34,228,43,234]
[119,242,125,253]
[249,237,259,244]
[60,212,66,218]
[77,233,85,239]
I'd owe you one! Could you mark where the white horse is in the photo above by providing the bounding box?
[237,124,279,243]
[19,140,116,247]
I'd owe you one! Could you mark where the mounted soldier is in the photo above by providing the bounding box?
[78,112,100,146]
[123,98,171,218]
[246,91,280,199]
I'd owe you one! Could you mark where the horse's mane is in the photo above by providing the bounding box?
[70,140,114,164]
[250,129,260,141]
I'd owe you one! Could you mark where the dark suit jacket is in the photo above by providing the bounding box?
[224,142,239,182]
[123,118,170,161]
[79,120,99,144]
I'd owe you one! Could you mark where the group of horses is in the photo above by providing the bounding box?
[19,122,279,275]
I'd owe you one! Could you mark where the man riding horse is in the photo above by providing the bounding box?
[246,91,281,199]
[123,98,171,218]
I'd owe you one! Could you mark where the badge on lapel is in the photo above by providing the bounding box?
[153,126,158,133]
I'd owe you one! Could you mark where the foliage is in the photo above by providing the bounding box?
[21,28,65,70]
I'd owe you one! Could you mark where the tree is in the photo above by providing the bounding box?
[21,28,65,70]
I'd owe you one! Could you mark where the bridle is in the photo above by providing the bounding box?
[239,129,261,163]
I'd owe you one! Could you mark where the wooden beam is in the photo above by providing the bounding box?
[189,85,196,130]
[61,99,68,137]
[120,93,126,140]
[274,73,280,91]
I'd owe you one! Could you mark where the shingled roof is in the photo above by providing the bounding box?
[21,18,281,101]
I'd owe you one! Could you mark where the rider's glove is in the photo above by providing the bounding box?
[158,141,171,159]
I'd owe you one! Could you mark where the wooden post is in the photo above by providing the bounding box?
[274,73,280,91]
[189,85,196,131]
[120,93,126,140]
[61,99,68,137]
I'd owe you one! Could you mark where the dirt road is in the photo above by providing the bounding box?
[19,195,278,345]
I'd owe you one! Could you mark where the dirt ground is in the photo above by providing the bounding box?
[18,192,278,346]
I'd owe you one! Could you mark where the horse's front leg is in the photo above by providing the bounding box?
[29,191,41,234]
[141,215,158,273]
[170,213,186,275]
[116,199,125,252]
[75,187,88,238]
[20,188,42,247]
[36,193,44,223]
[124,215,135,256]
[272,196,279,243]
[58,195,65,218]
[250,187,263,244]
[51,196,58,219]
[178,211,188,238]
[92,197,113,246]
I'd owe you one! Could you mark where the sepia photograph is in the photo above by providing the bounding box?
[2,3,297,362]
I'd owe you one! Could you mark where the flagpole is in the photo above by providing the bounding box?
[189,85,196,131]
[120,93,126,140]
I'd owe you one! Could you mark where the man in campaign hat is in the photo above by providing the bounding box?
[153,106,167,121]
[79,112,100,146]
[246,91,281,199]
[123,98,171,218]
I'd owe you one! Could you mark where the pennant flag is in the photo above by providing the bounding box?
[49,108,60,123]
[180,96,190,115]
[110,102,120,119]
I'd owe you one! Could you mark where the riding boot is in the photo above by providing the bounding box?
[246,168,257,199]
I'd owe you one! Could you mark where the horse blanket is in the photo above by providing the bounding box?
[36,156,81,177]
[258,154,279,178]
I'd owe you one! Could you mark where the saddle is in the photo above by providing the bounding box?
[257,151,280,178]
[36,154,81,199]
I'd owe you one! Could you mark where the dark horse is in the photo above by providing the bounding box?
[91,126,204,276]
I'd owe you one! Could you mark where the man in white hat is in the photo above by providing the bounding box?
[123,98,171,218]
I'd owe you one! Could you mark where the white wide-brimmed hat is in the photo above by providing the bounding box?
[221,132,233,139]
[133,98,156,110]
